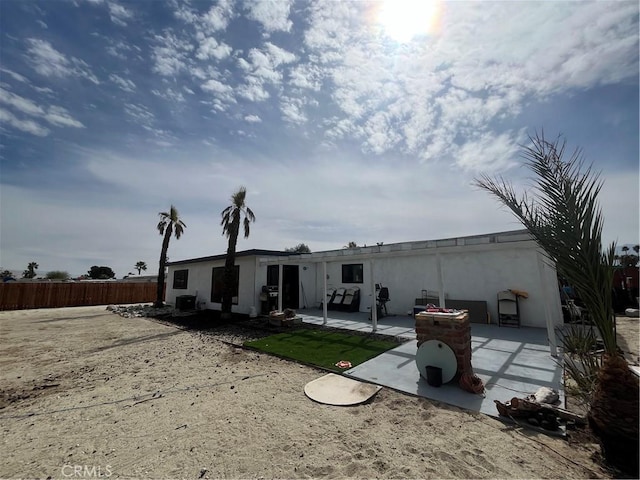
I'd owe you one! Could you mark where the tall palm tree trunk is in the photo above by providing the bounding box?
[588,353,639,476]
[155,225,172,308]
[221,221,239,320]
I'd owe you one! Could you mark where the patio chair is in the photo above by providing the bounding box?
[329,287,346,310]
[322,288,336,309]
[497,290,520,327]
[377,287,390,316]
[342,287,360,312]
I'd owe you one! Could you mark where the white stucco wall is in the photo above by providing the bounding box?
[167,256,317,314]
[166,256,258,314]
[298,263,316,309]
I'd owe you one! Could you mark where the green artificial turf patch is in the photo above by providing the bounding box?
[244,329,399,371]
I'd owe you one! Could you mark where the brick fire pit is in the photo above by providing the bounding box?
[415,310,472,379]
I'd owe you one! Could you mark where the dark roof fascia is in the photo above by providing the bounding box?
[167,249,293,267]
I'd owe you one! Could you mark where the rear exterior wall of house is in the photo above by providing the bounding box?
[312,241,561,329]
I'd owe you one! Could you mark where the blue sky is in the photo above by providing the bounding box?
[0,0,638,278]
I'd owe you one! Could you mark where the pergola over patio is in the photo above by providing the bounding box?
[258,230,561,356]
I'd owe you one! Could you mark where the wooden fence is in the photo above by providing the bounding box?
[0,282,163,311]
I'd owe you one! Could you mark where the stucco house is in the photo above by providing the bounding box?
[166,229,563,332]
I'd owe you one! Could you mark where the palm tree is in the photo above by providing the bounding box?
[220,187,255,320]
[155,205,186,308]
[22,262,39,279]
[474,133,638,475]
[135,261,147,275]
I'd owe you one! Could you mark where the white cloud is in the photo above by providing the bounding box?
[151,87,185,103]
[33,86,54,95]
[292,0,639,164]
[1,68,30,83]
[239,43,296,82]
[124,103,155,127]
[152,31,194,77]
[0,86,84,131]
[0,86,45,116]
[195,37,233,60]
[26,38,71,77]
[108,2,133,27]
[44,106,85,128]
[0,107,50,136]
[244,0,293,33]
[454,131,522,172]
[202,0,234,32]
[201,79,234,98]
[244,114,262,123]
[105,40,133,60]
[236,80,270,102]
[109,73,136,92]
[265,42,296,66]
[26,38,99,84]
[288,64,323,91]
[280,96,307,124]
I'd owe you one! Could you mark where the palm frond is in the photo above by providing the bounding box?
[474,132,618,354]
[246,207,255,222]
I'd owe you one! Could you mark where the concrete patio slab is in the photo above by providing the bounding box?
[298,310,564,419]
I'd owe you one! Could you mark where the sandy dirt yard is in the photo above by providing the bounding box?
[0,306,624,479]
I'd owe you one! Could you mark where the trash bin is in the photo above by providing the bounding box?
[425,366,443,387]
[176,295,196,311]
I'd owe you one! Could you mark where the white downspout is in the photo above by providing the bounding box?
[322,261,327,325]
[537,252,558,356]
[278,263,283,312]
[436,253,446,308]
[370,259,377,332]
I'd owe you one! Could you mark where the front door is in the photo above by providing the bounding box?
[282,265,299,309]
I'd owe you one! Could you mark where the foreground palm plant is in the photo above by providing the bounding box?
[155,205,186,308]
[220,187,255,320]
[475,133,638,476]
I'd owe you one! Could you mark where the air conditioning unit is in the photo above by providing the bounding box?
[175,295,196,311]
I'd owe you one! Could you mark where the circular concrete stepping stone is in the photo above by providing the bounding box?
[304,373,382,406]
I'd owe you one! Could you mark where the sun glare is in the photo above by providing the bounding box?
[377,0,441,43]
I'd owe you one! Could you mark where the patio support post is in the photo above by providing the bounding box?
[537,252,558,356]
[278,263,283,312]
[370,259,377,332]
[322,261,327,325]
[436,253,446,308]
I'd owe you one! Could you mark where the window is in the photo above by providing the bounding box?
[173,269,188,289]
[267,265,279,286]
[342,264,363,283]
[211,266,239,304]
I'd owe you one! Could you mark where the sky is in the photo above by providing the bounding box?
[0,0,638,279]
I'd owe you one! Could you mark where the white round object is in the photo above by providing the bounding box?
[415,340,457,384]
[304,373,382,406]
